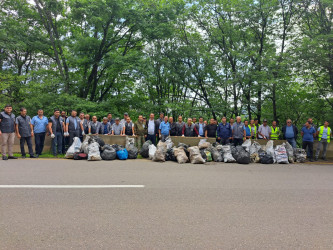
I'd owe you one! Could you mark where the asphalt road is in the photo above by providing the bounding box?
[1,159,333,249]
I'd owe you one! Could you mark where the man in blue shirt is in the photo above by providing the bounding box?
[31,109,49,156]
[217,117,232,145]
[195,117,206,137]
[301,121,316,162]
[159,116,170,142]
[243,120,252,139]
[282,119,298,148]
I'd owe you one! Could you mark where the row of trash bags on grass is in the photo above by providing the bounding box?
[141,138,307,164]
[65,136,138,161]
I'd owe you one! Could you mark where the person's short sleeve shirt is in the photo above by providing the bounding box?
[302,127,316,142]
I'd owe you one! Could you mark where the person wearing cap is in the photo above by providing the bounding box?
[258,119,271,140]
[123,116,135,136]
[48,109,65,156]
[100,117,112,135]
[232,116,245,146]
[120,112,129,127]
[282,119,298,148]
[134,115,147,149]
[111,118,124,136]
[315,120,332,161]
[159,116,170,142]
[270,121,280,140]
[15,107,37,158]
[88,116,102,135]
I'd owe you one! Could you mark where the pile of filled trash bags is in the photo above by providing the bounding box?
[140,137,307,164]
[65,136,138,161]
[64,135,307,164]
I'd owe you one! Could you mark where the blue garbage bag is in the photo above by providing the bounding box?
[116,148,128,160]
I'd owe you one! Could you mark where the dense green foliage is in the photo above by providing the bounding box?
[1,0,332,126]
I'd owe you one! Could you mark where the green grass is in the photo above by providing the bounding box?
[13,152,65,158]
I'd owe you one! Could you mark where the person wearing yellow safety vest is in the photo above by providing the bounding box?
[249,120,257,139]
[270,121,280,140]
[315,120,332,161]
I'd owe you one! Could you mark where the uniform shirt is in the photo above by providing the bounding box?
[217,122,232,139]
[302,126,316,142]
[112,123,123,135]
[31,115,48,133]
[159,122,170,135]
[258,125,271,139]
[66,117,77,130]
[232,122,244,139]
[16,115,32,137]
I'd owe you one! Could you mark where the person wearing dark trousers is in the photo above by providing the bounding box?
[15,108,36,158]
[48,109,64,156]
[217,117,232,145]
[61,111,68,154]
[31,109,48,157]
[301,121,316,162]
[65,110,84,147]
[146,113,157,145]
[169,117,177,136]
[232,116,246,146]
[282,119,298,148]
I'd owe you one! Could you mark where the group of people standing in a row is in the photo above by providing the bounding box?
[0,105,331,161]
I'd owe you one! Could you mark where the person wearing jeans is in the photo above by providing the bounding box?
[282,119,298,148]
[31,109,49,156]
[301,121,316,162]
[0,104,17,160]
[315,121,332,161]
[15,108,36,158]
[48,109,64,156]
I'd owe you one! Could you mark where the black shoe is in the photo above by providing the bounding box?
[2,156,8,160]
[35,154,39,158]
[8,156,18,159]
[310,159,314,162]
[22,155,26,159]
[30,155,37,158]
[314,157,318,161]
[322,157,328,161]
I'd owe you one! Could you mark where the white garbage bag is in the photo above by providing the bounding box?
[173,147,189,164]
[149,144,157,160]
[65,137,82,159]
[81,135,90,154]
[222,145,236,163]
[275,145,289,164]
[188,146,205,164]
[242,139,251,152]
[87,142,102,161]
